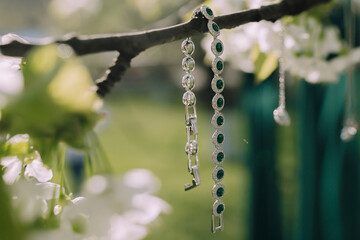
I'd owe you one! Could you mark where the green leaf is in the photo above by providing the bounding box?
[0,45,102,159]
[250,44,279,84]
[6,141,29,156]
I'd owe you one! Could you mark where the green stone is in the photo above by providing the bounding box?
[216,187,224,197]
[216,79,223,89]
[216,60,223,71]
[206,7,213,16]
[217,133,224,144]
[217,152,224,162]
[217,169,224,179]
[212,23,219,32]
[217,98,224,108]
[216,204,224,214]
[216,116,224,126]
[216,42,222,52]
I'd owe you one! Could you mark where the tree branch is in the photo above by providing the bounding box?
[0,0,330,97]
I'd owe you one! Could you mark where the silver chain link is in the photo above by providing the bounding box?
[181,37,201,191]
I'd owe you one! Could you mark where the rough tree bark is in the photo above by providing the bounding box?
[0,0,330,97]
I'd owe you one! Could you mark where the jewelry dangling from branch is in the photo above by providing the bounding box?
[194,5,226,233]
[181,37,201,191]
[273,20,291,127]
[340,0,358,142]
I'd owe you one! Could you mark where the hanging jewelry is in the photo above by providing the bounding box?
[341,0,358,141]
[273,21,291,126]
[341,71,358,141]
[193,4,226,233]
[181,37,201,191]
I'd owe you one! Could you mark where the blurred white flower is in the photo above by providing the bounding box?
[257,21,282,54]
[1,134,53,184]
[286,19,357,83]
[320,27,342,57]
[54,204,62,215]
[249,0,266,8]
[25,158,53,183]
[0,57,22,98]
[72,196,86,204]
[0,36,23,110]
[201,1,359,84]
[328,47,360,73]
[49,0,101,18]
[128,0,162,21]
[1,156,22,184]
[123,168,161,193]
[45,169,171,240]
[288,57,339,83]
[11,180,60,223]
[6,133,29,144]
[36,182,60,200]
[85,175,107,195]
[125,193,171,225]
[211,0,247,14]
[108,215,148,240]
[12,181,60,202]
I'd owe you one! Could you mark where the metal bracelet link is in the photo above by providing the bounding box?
[185,105,198,135]
[212,214,224,233]
[181,37,200,191]
[196,4,226,233]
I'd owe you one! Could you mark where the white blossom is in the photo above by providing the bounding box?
[1,156,22,184]
[11,180,60,223]
[30,169,171,240]
[6,133,29,144]
[201,1,358,84]
[49,0,101,17]
[108,215,148,240]
[1,134,53,186]
[123,168,161,193]
[25,158,53,183]
[0,35,24,112]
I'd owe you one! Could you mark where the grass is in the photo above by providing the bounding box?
[97,95,249,240]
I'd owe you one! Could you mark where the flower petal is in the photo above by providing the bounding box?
[108,215,147,240]
[25,158,53,182]
[6,134,29,144]
[1,156,22,184]
[35,182,60,200]
[123,169,160,193]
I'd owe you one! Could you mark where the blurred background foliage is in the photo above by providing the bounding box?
[0,0,360,239]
